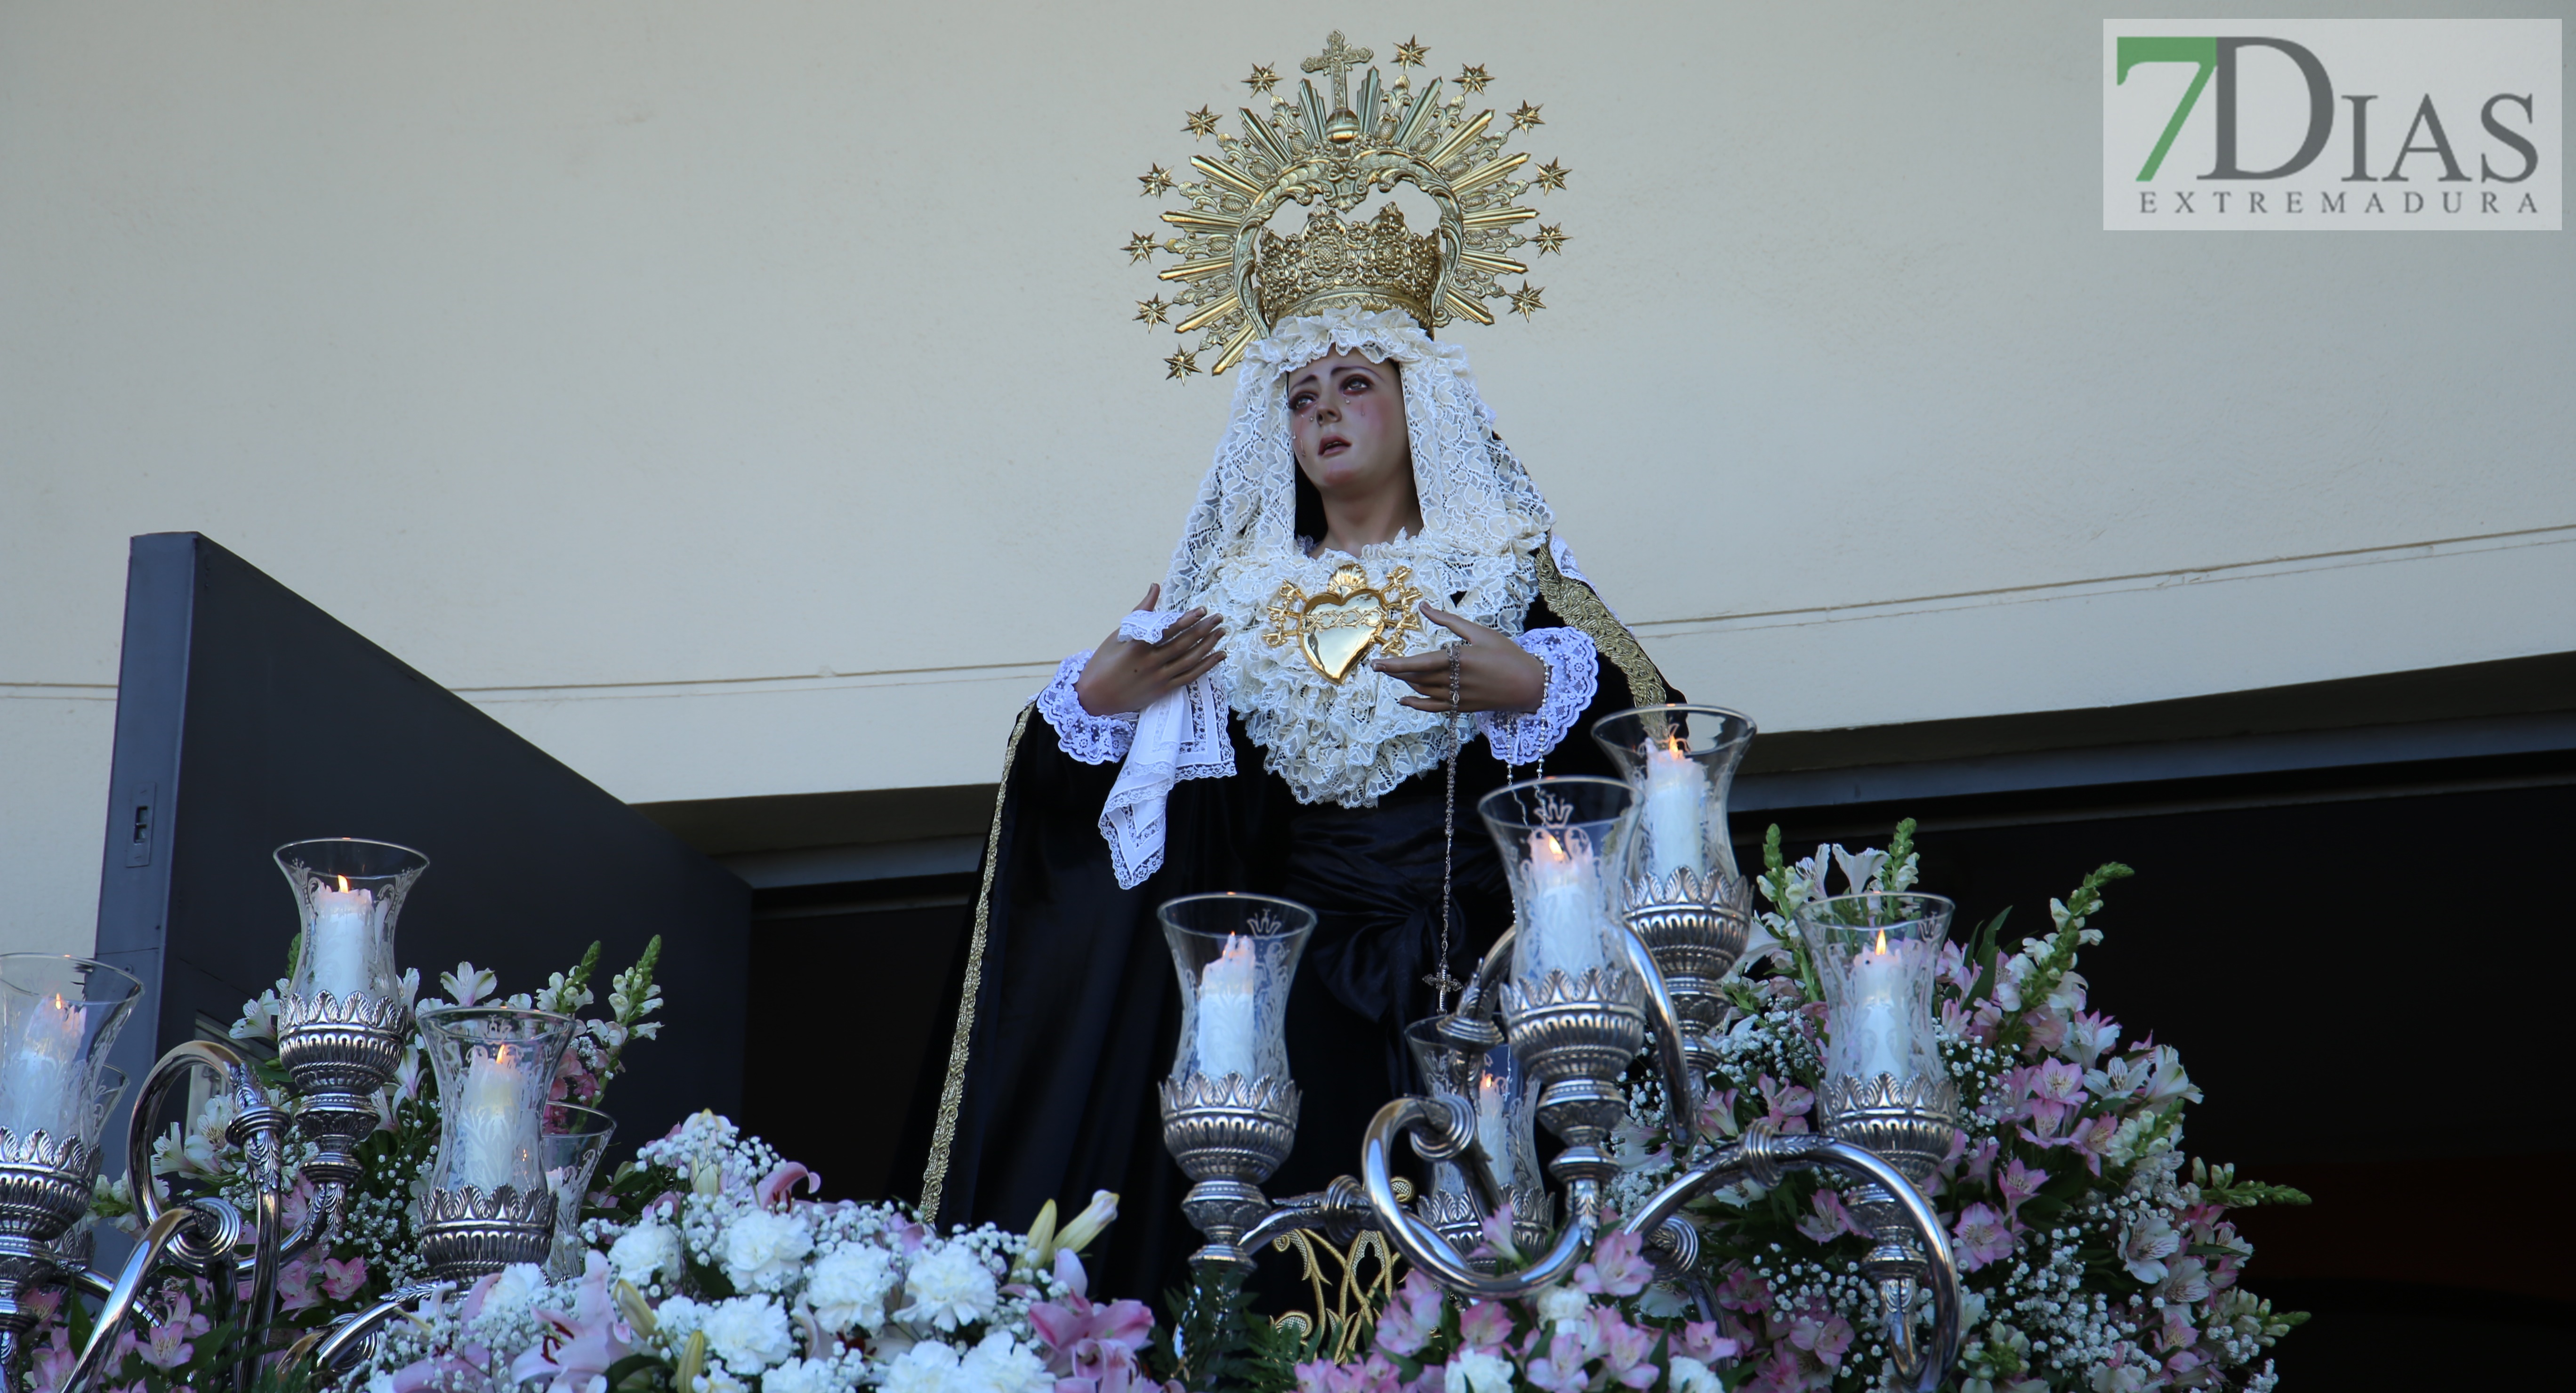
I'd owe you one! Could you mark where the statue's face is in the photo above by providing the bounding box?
[1286,350,1410,498]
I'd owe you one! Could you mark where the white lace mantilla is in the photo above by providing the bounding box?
[1476,626,1597,764]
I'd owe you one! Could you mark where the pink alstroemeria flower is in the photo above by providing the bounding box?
[1678,1320,1740,1364]
[1952,1203,2015,1272]
[1786,1307,1854,1368]
[274,1256,319,1312]
[1743,1344,1816,1393]
[136,1292,210,1371]
[1457,1298,1515,1351]
[1998,1157,2048,1217]
[2065,1114,2121,1175]
[1755,1074,1814,1134]
[509,1253,635,1393]
[319,1254,368,1303]
[1590,1307,1660,1390]
[1295,1355,1403,1393]
[1520,1330,1598,1393]
[1713,1267,1770,1314]
[1573,1230,1653,1297]
[1371,1272,1446,1356]
[1795,1189,1862,1245]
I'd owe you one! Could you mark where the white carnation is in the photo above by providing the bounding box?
[474,1264,547,1325]
[655,1295,707,1341]
[720,1208,813,1292]
[610,1222,684,1286]
[959,1333,1052,1393]
[809,1243,898,1334]
[1535,1283,1591,1331]
[700,1295,795,1373]
[1449,1350,1514,1393]
[880,1340,965,1393]
[1668,1356,1720,1393]
[761,1358,837,1393]
[895,1243,998,1331]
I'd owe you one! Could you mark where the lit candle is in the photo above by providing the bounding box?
[307,875,375,1003]
[1523,829,1607,981]
[1641,733,1707,884]
[1844,931,1913,1084]
[1194,935,1260,1083]
[1472,1069,1515,1178]
[453,1044,539,1193]
[0,992,83,1140]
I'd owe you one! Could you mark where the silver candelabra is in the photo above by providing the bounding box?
[1159,709,1969,1392]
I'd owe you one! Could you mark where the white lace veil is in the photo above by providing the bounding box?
[1143,306,1557,810]
[1159,306,1554,616]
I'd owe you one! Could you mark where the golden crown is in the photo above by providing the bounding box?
[1126,32,1570,380]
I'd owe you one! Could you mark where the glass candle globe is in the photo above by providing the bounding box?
[1590,705,1756,886]
[1160,894,1316,1088]
[274,839,429,1009]
[1796,893,1955,1090]
[0,955,145,1149]
[1477,776,1637,988]
[418,1006,575,1200]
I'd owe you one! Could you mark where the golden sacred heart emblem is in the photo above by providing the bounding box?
[1262,563,1428,683]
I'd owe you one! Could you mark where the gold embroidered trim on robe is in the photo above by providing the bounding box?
[918,704,1032,1221]
[1535,535,1669,705]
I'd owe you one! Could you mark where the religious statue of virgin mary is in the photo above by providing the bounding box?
[910,33,1676,1297]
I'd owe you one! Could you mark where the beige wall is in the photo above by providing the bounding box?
[5,1,2570,951]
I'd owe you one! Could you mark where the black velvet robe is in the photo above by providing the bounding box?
[906,543,1673,1301]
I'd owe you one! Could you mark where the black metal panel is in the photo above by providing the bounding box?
[91,534,749,1170]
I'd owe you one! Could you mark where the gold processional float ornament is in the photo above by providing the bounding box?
[1125,30,1571,381]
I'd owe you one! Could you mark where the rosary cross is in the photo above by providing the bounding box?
[1302,31,1374,113]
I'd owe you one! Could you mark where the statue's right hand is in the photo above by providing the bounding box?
[1073,583,1227,717]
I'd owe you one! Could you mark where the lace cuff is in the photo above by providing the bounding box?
[1476,627,1598,764]
[1034,650,1139,765]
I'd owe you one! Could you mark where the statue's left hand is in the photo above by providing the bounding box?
[1372,605,1549,714]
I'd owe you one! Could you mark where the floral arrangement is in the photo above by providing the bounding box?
[26,822,2308,1393]
[1259,821,2310,1393]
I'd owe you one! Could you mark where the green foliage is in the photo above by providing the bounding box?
[1152,1264,1262,1393]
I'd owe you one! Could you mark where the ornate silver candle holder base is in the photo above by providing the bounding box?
[418,1186,555,1280]
[1159,1072,1299,1271]
[1416,1184,1554,1274]
[1819,1072,1962,1383]
[278,992,410,1189]
[1622,870,1752,1071]
[1499,966,1645,1185]
[0,1129,101,1385]
[1818,1073,1959,1183]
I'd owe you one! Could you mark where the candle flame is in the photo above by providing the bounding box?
[336,875,350,892]
[1873,930,1890,956]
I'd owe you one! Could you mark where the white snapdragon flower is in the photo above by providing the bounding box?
[1534,1284,1591,1331]
[1449,1350,1515,1393]
[896,1243,998,1331]
[610,1222,685,1286]
[721,1208,813,1291]
[959,1333,1053,1393]
[809,1243,898,1333]
[700,1295,796,1373]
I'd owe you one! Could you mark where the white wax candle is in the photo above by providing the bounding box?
[454,1045,539,1193]
[1641,735,1707,884]
[1473,1070,1514,1176]
[307,876,374,1002]
[1524,830,1606,981]
[0,993,83,1140]
[1845,931,1912,1084]
[1194,934,1260,1083]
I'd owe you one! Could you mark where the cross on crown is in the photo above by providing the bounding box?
[1301,30,1374,113]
